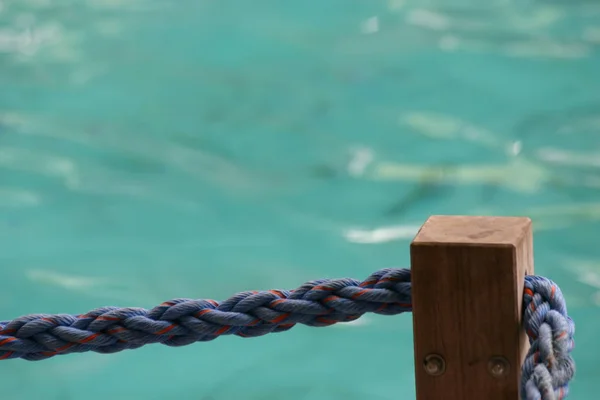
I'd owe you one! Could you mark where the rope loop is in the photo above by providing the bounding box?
[522,276,576,400]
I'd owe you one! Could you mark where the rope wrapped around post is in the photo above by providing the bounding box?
[522,276,576,400]
[0,268,575,400]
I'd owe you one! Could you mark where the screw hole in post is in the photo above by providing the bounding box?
[423,354,446,376]
[488,356,510,378]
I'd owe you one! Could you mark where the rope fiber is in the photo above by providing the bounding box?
[0,268,574,399]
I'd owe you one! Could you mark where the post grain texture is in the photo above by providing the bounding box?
[411,215,533,400]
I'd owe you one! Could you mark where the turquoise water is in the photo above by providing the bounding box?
[1,0,599,398]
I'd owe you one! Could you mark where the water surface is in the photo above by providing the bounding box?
[1,0,599,398]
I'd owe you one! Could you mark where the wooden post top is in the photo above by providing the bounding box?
[411,215,533,400]
[413,215,532,247]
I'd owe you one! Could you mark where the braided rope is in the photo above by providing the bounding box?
[0,268,411,361]
[522,276,576,400]
[0,268,575,399]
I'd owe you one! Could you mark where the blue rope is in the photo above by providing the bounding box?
[0,268,574,399]
[522,276,576,400]
[0,268,411,360]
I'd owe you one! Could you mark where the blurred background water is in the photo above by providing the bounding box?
[1,0,599,398]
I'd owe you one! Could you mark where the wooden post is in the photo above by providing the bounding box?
[411,215,533,400]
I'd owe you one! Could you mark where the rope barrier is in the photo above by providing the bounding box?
[0,268,574,400]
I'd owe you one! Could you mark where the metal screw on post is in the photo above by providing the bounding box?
[424,354,446,376]
[488,357,510,378]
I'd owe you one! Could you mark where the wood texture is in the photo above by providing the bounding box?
[411,215,533,400]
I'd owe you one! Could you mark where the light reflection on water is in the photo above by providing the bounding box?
[1,0,599,398]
